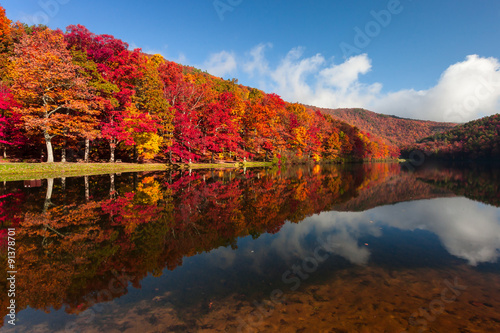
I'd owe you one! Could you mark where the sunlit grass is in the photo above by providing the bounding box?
[0,161,274,181]
[0,162,168,181]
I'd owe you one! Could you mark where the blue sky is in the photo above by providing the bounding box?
[2,0,500,122]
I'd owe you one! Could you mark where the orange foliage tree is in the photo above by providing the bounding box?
[9,28,98,162]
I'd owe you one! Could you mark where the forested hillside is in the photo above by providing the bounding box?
[0,7,398,164]
[310,107,457,147]
[402,114,500,160]
[4,5,498,165]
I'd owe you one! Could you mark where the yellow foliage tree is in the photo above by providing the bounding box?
[135,54,174,149]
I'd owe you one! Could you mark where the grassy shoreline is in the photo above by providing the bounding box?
[0,161,273,182]
[0,159,402,182]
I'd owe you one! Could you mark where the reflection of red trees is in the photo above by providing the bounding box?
[101,191,162,235]
[0,192,23,226]
[0,191,24,249]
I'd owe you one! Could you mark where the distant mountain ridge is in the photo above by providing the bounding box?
[308,107,458,147]
[403,113,500,160]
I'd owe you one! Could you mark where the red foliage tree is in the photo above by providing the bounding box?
[0,85,24,158]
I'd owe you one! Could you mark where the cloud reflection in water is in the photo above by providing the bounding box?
[223,197,500,269]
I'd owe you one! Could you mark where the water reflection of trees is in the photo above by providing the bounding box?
[1,162,498,322]
[415,163,500,207]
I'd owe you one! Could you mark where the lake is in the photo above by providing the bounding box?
[1,162,500,332]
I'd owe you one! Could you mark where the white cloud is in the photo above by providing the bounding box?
[269,47,325,103]
[371,198,500,265]
[203,51,237,78]
[243,43,271,77]
[373,55,500,122]
[236,46,500,122]
[318,54,372,90]
[262,51,382,108]
[240,49,382,110]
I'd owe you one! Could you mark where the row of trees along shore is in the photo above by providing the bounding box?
[0,7,398,164]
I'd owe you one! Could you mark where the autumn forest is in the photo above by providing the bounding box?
[0,8,402,166]
[1,5,499,166]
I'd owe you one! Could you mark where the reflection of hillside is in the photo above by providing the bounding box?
[415,164,500,207]
[333,174,455,211]
[1,162,494,324]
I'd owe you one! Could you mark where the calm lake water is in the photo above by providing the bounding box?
[1,162,500,332]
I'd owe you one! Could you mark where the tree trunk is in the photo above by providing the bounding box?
[2,146,6,159]
[61,111,69,163]
[109,142,115,163]
[84,176,89,202]
[43,178,54,213]
[61,143,66,163]
[44,132,54,163]
[85,139,90,162]
[211,151,214,163]
[110,174,115,198]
